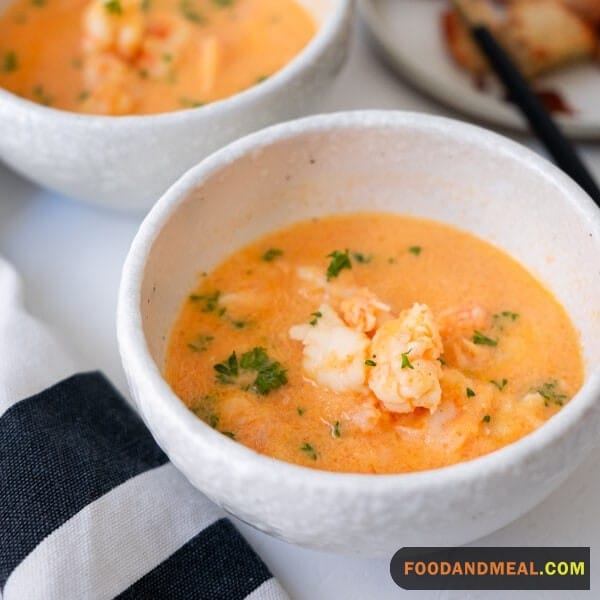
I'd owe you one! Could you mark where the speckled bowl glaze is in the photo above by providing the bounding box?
[118,111,600,557]
[0,0,352,212]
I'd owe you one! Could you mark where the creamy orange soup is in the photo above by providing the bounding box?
[0,0,315,115]
[164,214,583,474]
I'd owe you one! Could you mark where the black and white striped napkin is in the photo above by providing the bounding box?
[0,257,288,600]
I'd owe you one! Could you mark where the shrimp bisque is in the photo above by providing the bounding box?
[164,213,584,474]
[0,0,315,115]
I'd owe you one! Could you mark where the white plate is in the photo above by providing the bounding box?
[359,0,600,139]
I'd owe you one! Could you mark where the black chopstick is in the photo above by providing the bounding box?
[468,25,600,204]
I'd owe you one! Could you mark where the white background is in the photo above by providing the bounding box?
[1,18,599,600]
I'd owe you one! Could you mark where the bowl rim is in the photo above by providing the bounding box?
[118,109,600,493]
[0,0,351,125]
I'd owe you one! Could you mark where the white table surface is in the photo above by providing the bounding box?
[1,18,598,600]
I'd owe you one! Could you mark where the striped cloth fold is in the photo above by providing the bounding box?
[0,256,288,600]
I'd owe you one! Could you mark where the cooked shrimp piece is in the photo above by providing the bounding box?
[289,304,370,393]
[368,303,443,414]
[199,36,222,96]
[438,305,493,370]
[296,266,328,299]
[137,16,193,78]
[81,53,136,114]
[342,400,382,432]
[339,287,391,333]
[83,0,146,59]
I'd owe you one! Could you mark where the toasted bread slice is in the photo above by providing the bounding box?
[441,0,501,75]
[560,0,600,25]
[500,0,597,78]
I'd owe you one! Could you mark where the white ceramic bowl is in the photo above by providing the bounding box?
[118,111,600,557]
[0,0,352,212]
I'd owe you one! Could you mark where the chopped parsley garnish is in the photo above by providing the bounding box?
[534,380,567,406]
[262,247,283,262]
[493,310,520,331]
[482,414,492,423]
[214,347,287,395]
[187,334,214,352]
[179,97,204,108]
[439,357,447,366]
[255,75,269,84]
[139,69,149,79]
[214,351,239,384]
[297,407,305,416]
[352,252,372,264]
[180,0,206,23]
[104,0,123,14]
[208,414,219,428]
[466,387,476,398]
[2,51,18,73]
[333,421,341,438]
[490,378,508,391]
[213,0,234,6]
[222,431,236,439]
[472,330,498,346]
[409,246,422,256]
[231,319,248,330]
[77,90,90,102]
[162,53,173,62]
[326,249,352,280]
[401,351,414,370]
[32,85,52,106]
[365,359,377,367]
[387,257,397,264]
[309,311,322,326]
[300,442,317,460]
[189,290,221,313]
[32,0,46,5]
[140,0,151,11]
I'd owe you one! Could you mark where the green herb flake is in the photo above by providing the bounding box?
[215,347,287,395]
[365,359,377,367]
[300,442,317,460]
[466,387,476,398]
[309,311,323,326]
[297,407,305,416]
[401,351,414,370]
[180,0,206,23]
[104,0,122,14]
[140,0,151,11]
[222,431,236,439]
[482,414,492,423]
[333,421,341,438]
[213,0,234,6]
[77,90,90,102]
[138,69,149,79]
[326,249,352,280]
[189,290,221,313]
[409,246,422,256]
[179,97,204,108]
[32,85,52,106]
[262,247,283,262]
[208,414,219,428]
[534,380,567,406]
[472,330,498,346]
[32,0,46,6]
[162,53,173,62]
[2,51,18,73]
[188,334,215,352]
[231,320,248,330]
[387,257,397,264]
[490,378,508,391]
[352,252,372,264]
[255,75,268,84]
[214,351,239,384]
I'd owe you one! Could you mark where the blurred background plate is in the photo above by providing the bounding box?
[360,0,600,139]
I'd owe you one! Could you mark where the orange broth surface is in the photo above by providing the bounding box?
[0,0,315,114]
[164,213,583,474]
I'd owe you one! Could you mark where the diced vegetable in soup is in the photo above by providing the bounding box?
[164,213,583,474]
[0,0,315,115]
